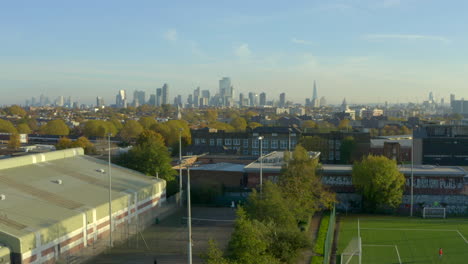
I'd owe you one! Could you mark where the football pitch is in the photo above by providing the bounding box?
[337,215,468,264]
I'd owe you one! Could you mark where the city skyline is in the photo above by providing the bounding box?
[1,0,468,105]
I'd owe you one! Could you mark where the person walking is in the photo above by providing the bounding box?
[439,248,443,258]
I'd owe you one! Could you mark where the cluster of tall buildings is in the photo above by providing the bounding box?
[111,83,170,108]
[305,81,326,108]
[25,95,78,108]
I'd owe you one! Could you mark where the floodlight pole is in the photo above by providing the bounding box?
[108,133,113,247]
[187,165,192,264]
[258,136,264,194]
[179,128,183,207]
[410,132,414,217]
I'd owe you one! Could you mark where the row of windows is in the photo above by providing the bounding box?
[194,138,297,149]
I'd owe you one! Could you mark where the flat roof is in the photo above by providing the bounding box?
[244,151,320,173]
[189,162,245,172]
[321,164,467,177]
[0,148,164,242]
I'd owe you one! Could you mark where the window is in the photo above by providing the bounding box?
[209,139,215,146]
[291,140,297,148]
[225,138,232,145]
[262,139,269,149]
[252,139,259,148]
[272,133,278,136]
[271,140,278,149]
[243,149,249,155]
[201,138,206,144]
[252,150,259,156]
[280,140,287,149]
[217,139,223,146]
[194,138,200,145]
[233,138,240,145]
[243,139,249,147]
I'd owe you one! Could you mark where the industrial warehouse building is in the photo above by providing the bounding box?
[0,148,166,264]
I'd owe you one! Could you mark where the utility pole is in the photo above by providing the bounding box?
[187,166,192,264]
[410,132,414,217]
[108,133,113,247]
[179,128,183,207]
[258,136,264,194]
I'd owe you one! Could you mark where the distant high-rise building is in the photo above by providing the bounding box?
[239,93,245,107]
[320,97,326,107]
[162,83,169,105]
[219,77,233,106]
[249,92,258,107]
[313,80,318,101]
[156,88,162,106]
[133,90,146,106]
[116,90,127,108]
[341,98,348,111]
[259,92,266,106]
[279,93,286,107]
[450,94,455,104]
[56,96,64,107]
[193,87,200,107]
[148,94,156,106]
[429,91,434,103]
[96,97,105,108]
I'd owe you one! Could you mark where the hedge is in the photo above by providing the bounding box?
[313,213,330,255]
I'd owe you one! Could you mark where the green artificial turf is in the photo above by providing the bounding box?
[337,215,468,264]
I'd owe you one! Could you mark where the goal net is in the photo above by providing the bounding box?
[423,207,446,218]
[341,236,362,264]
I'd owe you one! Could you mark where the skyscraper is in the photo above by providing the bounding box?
[156,88,162,106]
[116,90,127,108]
[219,77,233,106]
[279,93,286,107]
[239,93,244,107]
[313,80,318,101]
[259,92,266,106]
[96,96,105,107]
[133,90,146,106]
[194,87,200,107]
[162,83,169,105]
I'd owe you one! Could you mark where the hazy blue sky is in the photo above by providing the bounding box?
[1,0,467,105]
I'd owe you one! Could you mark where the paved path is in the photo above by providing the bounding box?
[296,214,322,264]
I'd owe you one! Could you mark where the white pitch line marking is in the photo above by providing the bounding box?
[394,245,402,264]
[456,230,468,244]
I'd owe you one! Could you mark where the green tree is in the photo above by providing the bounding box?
[8,133,21,150]
[116,130,177,189]
[247,122,262,129]
[83,120,118,137]
[352,155,406,212]
[205,109,218,123]
[302,120,317,129]
[7,105,27,117]
[340,136,356,164]
[338,119,351,130]
[202,240,232,264]
[138,116,157,129]
[118,120,144,142]
[228,208,279,264]
[16,123,32,134]
[208,121,235,132]
[40,119,69,135]
[279,146,335,221]
[300,136,327,154]
[0,119,18,133]
[230,117,247,131]
[56,137,73,150]
[73,136,96,154]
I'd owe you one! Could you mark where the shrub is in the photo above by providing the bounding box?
[313,213,330,256]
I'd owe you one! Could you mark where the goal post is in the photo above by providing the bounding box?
[422,207,446,219]
[341,236,362,264]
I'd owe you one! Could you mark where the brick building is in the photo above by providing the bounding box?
[190,127,301,156]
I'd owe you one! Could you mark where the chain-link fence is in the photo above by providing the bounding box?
[58,193,179,264]
[324,205,336,264]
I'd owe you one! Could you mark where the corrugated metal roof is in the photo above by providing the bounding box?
[0,148,164,250]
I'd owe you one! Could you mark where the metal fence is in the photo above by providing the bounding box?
[323,205,336,264]
[58,193,179,264]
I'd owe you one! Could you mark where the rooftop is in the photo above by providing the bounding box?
[0,148,164,244]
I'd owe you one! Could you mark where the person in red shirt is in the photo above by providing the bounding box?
[439,248,443,258]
